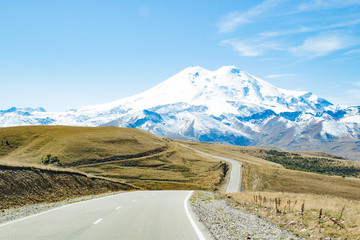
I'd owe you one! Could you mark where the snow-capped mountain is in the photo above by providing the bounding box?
[1,66,360,160]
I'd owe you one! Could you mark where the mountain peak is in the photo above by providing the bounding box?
[77,65,332,116]
[215,65,240,73]
[1,65,359,160]
[179,66,210,75]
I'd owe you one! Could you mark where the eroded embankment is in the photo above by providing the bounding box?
[0,165,134,209]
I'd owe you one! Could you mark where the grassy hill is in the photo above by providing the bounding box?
[178,141,360,199]
[0,125,166,165]
[0,126,226,191]
[3,126,360,237]
[179,141,360,239]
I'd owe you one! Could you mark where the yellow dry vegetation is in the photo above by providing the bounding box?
[178,141,360,200]
[0,125,165,165]
[228,191,360,239]
[0,126,226,190]
[179,141,360,239]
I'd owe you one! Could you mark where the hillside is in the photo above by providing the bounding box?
[180,141,360,238]
[179,141,360,200]
[0,125,166,165]
[0,126,226,191]
[0,165,133,209]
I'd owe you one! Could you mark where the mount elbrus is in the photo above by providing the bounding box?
[1,66,360,160]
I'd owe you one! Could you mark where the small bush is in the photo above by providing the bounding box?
[39,154,60,165]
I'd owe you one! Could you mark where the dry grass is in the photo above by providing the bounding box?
[0,164,133,209]
[0,126,226,190]
[77,144,227,191]
[179,141,360,239]
[227,191,360,239]
[178,141,360,200]
[0,125,166,165]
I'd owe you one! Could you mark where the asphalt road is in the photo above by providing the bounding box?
[180,144,242,193]
[0,191,207,240]
[1,144,242,240]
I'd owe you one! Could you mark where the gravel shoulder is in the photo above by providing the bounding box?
[190,191,300,240]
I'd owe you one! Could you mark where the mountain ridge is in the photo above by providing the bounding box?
[1,66,359,160]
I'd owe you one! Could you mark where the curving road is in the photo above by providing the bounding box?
[1,144,242,240]
[0,190,209,240]
[180,144,242,193]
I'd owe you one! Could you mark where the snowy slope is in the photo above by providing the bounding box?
[76,66,333,117]
[1,66,360,160]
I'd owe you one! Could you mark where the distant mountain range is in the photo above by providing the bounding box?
[2,66,360,160]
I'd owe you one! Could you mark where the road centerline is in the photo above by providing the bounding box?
[93,218,103,225]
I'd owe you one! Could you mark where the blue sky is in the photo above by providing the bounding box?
[1,0,360,111]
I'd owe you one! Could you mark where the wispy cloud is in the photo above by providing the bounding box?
[217,1,360,63]
[221,39,280,56]
[259,26,311,37]
[217,0,284,33]
[217,12,249,33]
[298,0,360,11]
[221,40,262,56]
[259,19,360,38]
[265,73,296,79]
[290,32,355,58]
[346,48,360,55]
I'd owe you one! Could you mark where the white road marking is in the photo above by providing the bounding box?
[115,206,122,210]
[0,191,132,227]
[93,218,103,225]
[184,191,206,240]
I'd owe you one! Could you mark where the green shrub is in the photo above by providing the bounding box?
[39,154,60,165]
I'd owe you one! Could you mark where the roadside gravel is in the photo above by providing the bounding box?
[190,191,300,240]
[0,191,125,225]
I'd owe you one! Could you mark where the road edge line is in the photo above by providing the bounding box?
[0,206,62,227]
[184,191,206,240]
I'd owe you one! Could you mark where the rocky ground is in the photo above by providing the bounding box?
[190,191,300,240]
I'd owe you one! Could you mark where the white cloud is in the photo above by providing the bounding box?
[221,39,281,57]
[217,12,249,33]
[346,48,360,55]
[259,19,360,38]
[266,73,296,78]
[217,0,285,33]
[298,0,360,11]
[290,32,354,58]
[259,26,311,37]
[221,40,262,56]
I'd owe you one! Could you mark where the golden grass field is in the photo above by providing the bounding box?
[179,141,360,199]
[0,126,226,191]
[2,126,360,238]
[179,141,360,239]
